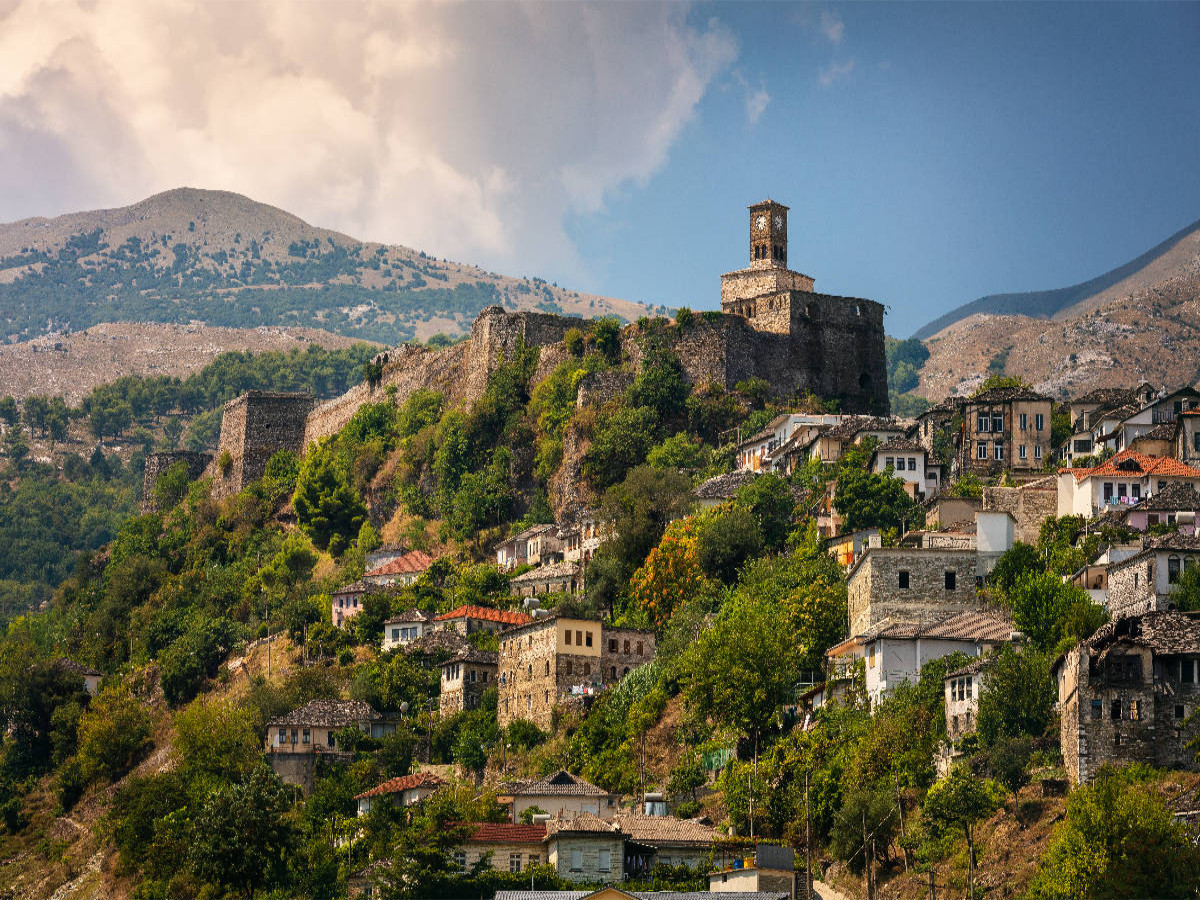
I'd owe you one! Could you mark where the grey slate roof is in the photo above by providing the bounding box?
[694,470,757,500]
[1138,482,1200,512]
[511,769,611,797]
[957,387,1052,405]
[56,658,101,677]
[496,894,787,900]
[1071,610,1200,658]
[384,608,433,625]
[269,699,381,728]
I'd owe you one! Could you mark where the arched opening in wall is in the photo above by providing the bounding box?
[859,372,873,391]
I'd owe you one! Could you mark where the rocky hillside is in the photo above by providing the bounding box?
[0,188,659,346]
[914,220,1200,400]
[0,322,368,403]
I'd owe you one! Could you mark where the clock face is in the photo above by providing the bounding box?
[755,215,767,231]
[774,215,784,229]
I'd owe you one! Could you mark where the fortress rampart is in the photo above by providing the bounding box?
[141,450,213,512]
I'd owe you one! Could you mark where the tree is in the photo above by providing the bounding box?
[1170,564,1200,612]
[189,766,295,897]
[834,466,924,534]
[162,416,184,450]
[173,696,262,792]
[22,395,50,435]
[597,465,693,576]
[695,505,762,584]
[1028,766,1200,899]
[74,682,152,783]
[628,350,690,425]
[1008,571,1104,652]
[631,518,717,628]
[0,396,17,426]
[583,405,660,490]
[592,317,621,363]
[2,423,29,469]
[988,541,1043,598]
[976,646,1054,746]
[375,794,473,898]
[646,432,708,470]
[292,442,368,553]
[828,783,899,874]
[921,766,1003,897]
[733,472,795,549]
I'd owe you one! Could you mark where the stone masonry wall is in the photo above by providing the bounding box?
[212,391,314,498]
[983,483,1057,544]
[1106,559,1158,620]
[848,548,982,635]
[602,627,656,681]
[141,450,212,512]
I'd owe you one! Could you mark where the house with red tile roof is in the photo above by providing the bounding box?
[1057,449,1200,518]
[361,550,435,587]
[353,771,445,816]
[433,604,533,636]
[455,822,548,874]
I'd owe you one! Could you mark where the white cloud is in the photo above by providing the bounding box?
[0,0,738,283]
[820,9,845,45]
[819,58,856,87]
[731,70,770,125]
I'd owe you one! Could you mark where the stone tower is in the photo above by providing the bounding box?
[721,199,816,330]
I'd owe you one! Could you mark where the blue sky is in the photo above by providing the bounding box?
[1,1,1198,337]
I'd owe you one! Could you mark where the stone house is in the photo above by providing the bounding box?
[1070,385,1153,433]
[1122,482,1200,534]
[1129,422,1179,458]
[937,654,999,775]
[824,528,880,569]
[545,812,625,883]
[694,470,758,510]
[440,647,498,715]
[803,416,907,466]
[708,844,797,897]
[361,550,434,587]
[1054,611,1200,784]
[982,478,1058,544]
[1057,450,1200,518]
[265,699,395,793]
[503,770,621,823]
[956,387,1053,476]
[455,822,548,873]
[497,615,656,730]
[925,495,982,532]
[846,546,983,636]
[611,814,727,873]
[55,658,101,695]
[509,560,583,597]
[354,772,445,816]
[736,414,792,473]
[1105,534,1200,620]
[914,399,958,463]
[495,524,563,571]
[825,609,1016,708]
[332,580,381,629]
[870,437,941,500]
[735,413,844,473]
[434,604,533,635]
[380,609,434,652]
[562,510,604,564]
[365,543,414,570]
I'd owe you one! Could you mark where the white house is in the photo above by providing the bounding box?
[870,437,941,500]
[1057,450,1200,517]
[381,609,434,651]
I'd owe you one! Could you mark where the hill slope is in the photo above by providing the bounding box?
[914,219,1200,399]
[913,216,1200,340]
[0,188,658,346]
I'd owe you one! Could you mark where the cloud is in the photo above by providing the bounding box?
[820,9,845,45]
[731,70,770,125]
[0,0,738,284]
[819,58,856,87]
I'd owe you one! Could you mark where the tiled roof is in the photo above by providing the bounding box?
[513,770,611,797]
[364,550,435,578]
[1134,422,1178,443]
[442,647,498,667]
[873,437,925,455]
[945,654,998,679]
[823,416,902,443]
[1074,387,1138,407]
[403,630,470,656]
[504,523,559,544]
[611,814,724,846]
[434,605,533,626]
[384,608,434,625]
[958,387,1052,405]
[1070,611,1200,658]
[544,812,619,836]
[510,561,580,584]
[270,699,381,728]
[1073,449,1200,483]
[56,658,101,677]
[332,580,375,596]
[862,610,1015,643]
[1138,482,1200,512]
[467,822,547,844]
[694,470,757,499]
[496,893,788,900]
[353,772,445,800]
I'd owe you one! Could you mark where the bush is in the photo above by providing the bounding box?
[74,683,152,784]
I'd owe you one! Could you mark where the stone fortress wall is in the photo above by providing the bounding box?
[141,450,213,512]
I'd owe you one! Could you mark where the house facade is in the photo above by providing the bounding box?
[870,437,940,500]
[456,822,547,873]
[1106,534,1200,619]
[380,609,434,652]
[354,772,445,816]
[497,616,655,730]
[332,580,380,629]
[440,648,498,715]
[846,546,982,636]
[495,524,563,571]
[361,550,434,587]
[545,813,625,883]
[956,387,1053,476]
[504,770,621,823]
[1055,611,1200,783]
[1056,450,1200,518]
[265,699,394,793]
[509,560,583,597]
[434,604,532,635]
[1122,482,1200,534]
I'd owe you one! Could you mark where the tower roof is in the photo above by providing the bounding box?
[749,199,789,210]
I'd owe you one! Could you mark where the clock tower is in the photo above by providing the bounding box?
[750,200,788,268]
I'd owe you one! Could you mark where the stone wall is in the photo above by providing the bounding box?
[1106,557,1158,620]
[462,841,546,873]
[549,833,624,883]
[212,391,314,497]
[602,627,656,681]
[141,450,212,512]
[847,548,982,635]
[983,482,1058,544]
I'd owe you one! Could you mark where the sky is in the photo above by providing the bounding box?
[1,1,1198,337]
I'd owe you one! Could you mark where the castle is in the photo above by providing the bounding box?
[143,199,887,504]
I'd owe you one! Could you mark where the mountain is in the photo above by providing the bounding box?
[0,188,658,346]
[912,218,1200,400]
[913,217,1200,340]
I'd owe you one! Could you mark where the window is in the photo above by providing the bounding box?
[1194,432,1200,453]
[585,631,593,647]
[965,676,973,699]
[885,457,894,469]
[609,639,618,652]
[510,853,522,873]
[583,663,591,676]
[994,442,1004,461]
[992,414,1004,433]
[1019,413,1027,430]
[908,458,917,470]
[1034,445,1043,460]
[1091,699,1103,719]
[1130,700,1140,721]
[469,669,476,682]
[624,640,631,653]
[945,571,957,590]
[571,849,583,871]
[1131,483,1141,500]
[1170,556,1182,584]
[1035,414,1045,431]
[599,849,611,872]
[291,728,298,744]
[566,659,573,676]
[1104,482,1114,500]
[978,415,990,433]
[277,727,286,744]
[576,630,583,646]
[611,666,617,679]
[868,644,876,668]
[636,641,644,655]
[565,630,572,645]
[898,570,910,589]
[1182,658,1195,684]
[1111,700,1121,720]
[977,441,988,460]
[454,851,466,870]
[1019,445,1027,460]
[1177,704,1186,720]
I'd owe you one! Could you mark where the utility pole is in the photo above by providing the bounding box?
[895,773,909,872]
[805,772,813,900]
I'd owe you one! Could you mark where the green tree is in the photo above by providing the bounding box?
[828,783,899,875]
[173,696,263,792]
[1028,766,1200,900]
[646,432,708,470]
[1008,571,1104,652]
[74,682,152,783]
[988,541,1043,598]
[592,317,621,363]
[583,405,660,490]
[2,423,29,470]
[834,466,924,534]
[976,647,1054,746]
[628,350,690,425]
[695,505,762,585]
[1170,564,1200,612]
[921,766,1003,897]
[0,396,17,426]
[292,442,368,553]
[733,472,795,549]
